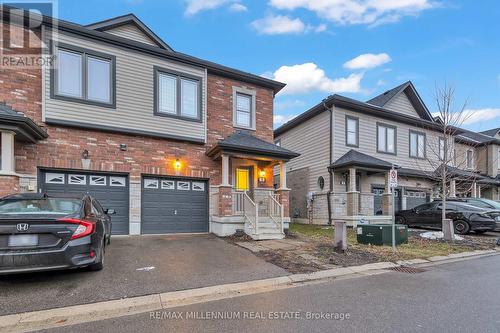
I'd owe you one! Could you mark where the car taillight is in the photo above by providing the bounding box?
[58,218,95,240]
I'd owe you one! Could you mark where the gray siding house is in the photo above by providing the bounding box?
[275,82,500,225]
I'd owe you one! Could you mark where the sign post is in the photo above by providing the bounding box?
[389,167,398,253]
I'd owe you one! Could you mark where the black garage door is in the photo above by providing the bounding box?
[141,177,208,234]
[40,170,129,235]
[372,187,402,214]
[406,190,428,210]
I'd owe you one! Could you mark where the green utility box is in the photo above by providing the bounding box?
[356,224,408,246]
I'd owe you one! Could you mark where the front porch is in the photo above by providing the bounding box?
[207,131,299,239]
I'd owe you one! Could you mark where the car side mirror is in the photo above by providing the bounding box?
[106,209,116,215]
[412,208,418,213]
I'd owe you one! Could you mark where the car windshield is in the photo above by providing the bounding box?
[0,198,82,215]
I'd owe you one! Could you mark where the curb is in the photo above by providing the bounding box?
[1,249,498,332]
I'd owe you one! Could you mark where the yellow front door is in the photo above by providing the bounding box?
[236,168,250,191]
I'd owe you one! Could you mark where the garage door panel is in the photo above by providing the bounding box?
[141,177,208,234]
[40,170,129,235]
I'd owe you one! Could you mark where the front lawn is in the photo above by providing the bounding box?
[289,223,496,263]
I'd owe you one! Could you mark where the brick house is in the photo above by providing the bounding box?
[0,9,298,239]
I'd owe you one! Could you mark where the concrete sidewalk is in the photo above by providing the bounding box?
[1,249,497,333]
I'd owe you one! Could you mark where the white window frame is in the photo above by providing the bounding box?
[144,179,159,189]
[90,175,107,186]
[192,182,205,191]
[161,180,175,190]
[110,176,126,187]
[232,86,256,130]
[346,115,359,147]
[177,181,190,191]
[68,174,86,185]
[45,173,65,184]
[439,137,445,161]
[466,150,474,169]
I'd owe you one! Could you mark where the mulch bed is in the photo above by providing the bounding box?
[255,250,322,274]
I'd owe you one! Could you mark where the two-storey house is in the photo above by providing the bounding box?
[0,8,298,239]
[275,81,500,225]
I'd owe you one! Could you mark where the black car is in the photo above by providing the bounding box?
[0,193,113,274]
[395,201,498,235]
[434,198,500,230]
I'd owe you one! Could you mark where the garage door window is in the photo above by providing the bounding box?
[161,180,175,189]
[90,175,106,186]
[144,179,158,189]
[110,176,126,187]
[177,181,190,190]
[192,182,205,191]
[46,173,65,184]
[69,175,86,185]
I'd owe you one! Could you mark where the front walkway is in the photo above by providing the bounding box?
[0,234,287,316]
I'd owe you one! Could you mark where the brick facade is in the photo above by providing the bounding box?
[0,24,276,189]
[0,175,20,197]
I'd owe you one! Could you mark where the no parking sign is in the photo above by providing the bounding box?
[389,169,398,188]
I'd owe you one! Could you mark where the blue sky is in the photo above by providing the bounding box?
[57,0,500,132]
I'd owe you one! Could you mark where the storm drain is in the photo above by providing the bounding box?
[387,266,426,274]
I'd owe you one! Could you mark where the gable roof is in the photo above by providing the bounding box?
[366,81,434,121]
[0,103,48,142]
[329,149,393,170]
[85,14,173,51]
[207,130,299,160]
[480,128,500,137]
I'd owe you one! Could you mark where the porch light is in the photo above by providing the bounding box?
[174,159,181,173]
[258,169,266,183]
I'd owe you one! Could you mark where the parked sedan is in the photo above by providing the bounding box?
[0,193,113,274]
[435,198,500,230]
[395,201,498,235]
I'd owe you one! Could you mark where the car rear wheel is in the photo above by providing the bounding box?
[453,220,470,235]
[88,242,105,271]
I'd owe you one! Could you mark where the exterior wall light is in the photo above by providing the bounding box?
[174,159,181,175]
[258,169,266,183]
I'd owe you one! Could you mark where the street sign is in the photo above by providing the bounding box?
[389,169,398,188]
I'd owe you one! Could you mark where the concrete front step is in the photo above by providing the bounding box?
[249,232,285,240]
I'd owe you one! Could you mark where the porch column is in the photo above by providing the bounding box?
[218,154,232,216]
[346,167,359,216]
[275,161,290,218]
[478,185,482,198]
[382,171,392,215]
[471,182,477,198]
[449,179,456,198]
[1,131,15,173]
[221,154,230,186]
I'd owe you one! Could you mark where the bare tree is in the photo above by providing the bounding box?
[411,83,481,241]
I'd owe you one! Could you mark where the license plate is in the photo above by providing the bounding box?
[8,234,38,247]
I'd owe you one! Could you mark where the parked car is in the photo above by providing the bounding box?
[395,201,498,235]
[434,198,500,230]
[0,193,113,274]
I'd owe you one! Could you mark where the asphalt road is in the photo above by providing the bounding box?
[46,254,500,333]
[0,234,287,315]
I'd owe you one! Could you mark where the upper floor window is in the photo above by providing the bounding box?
[439,137,445,161]
[345,116,359,147]
[377,123,396,154]
[410,130,426,159]
[154,67,201,121]
[233,87,256,130]
[53,44,115,107]
[467,150,473,169]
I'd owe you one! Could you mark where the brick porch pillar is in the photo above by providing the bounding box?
[0,175,20,197]
[218,185,233,216]
[275,189,290,218]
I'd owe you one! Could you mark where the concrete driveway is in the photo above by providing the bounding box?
[0,234,287,316]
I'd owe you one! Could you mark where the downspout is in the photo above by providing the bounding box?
[324,99,333,225]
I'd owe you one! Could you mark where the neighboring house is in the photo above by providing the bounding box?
[0,8,298,239]
[274,81,500,225]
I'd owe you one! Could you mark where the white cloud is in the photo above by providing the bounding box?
[229,3,247,12]
[376,79,386,86]
[461,108,500,125]
[343,53,391,70]
[185,0,245,15]
[314,23,327,32]
[251,15,306,35]
[275,99,306,111]
[269,62,363,95]
[274,114,298,127]
[269,0,438,26]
